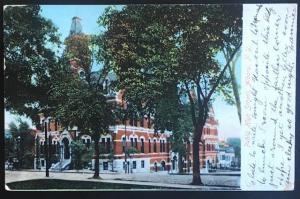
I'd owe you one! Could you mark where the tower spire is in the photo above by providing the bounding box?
[69,16,82,37]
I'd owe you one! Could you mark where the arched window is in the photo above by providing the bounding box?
[106,137,111,153]
[148,139,151,153]
[140,117,144,127]
[160,140,162,152]
[40,141,44,154]
[134,137,137,149]
[130,137,134,147]
[141,138,144,153]
[154,139,157,153]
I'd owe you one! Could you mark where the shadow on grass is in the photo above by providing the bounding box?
[6,179,178,190]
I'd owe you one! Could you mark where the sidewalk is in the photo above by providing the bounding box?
[5,170,240,190]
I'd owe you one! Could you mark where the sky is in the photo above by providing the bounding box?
[4,5,241,140]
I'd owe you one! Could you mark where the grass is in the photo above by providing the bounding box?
[6,179,175,190]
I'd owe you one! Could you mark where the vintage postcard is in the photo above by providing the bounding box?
[3,3,297,191]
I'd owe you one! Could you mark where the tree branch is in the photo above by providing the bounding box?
[205,42,242,104]
[184,81,197,127]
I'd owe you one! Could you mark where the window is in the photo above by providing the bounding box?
[160,140,162,152]
[130,117,134,126]
[134,118,138,127]
[106,138,111,153]
[222,155,225,160]
[148,140,151,153]
[40,142,44,154]
[41,160,45,167]
[103,162,108,170]
[141,139,144,153]
[86,139,91,148]
[133,161,136,169]
[141,160,145,168]
[140,118,144,127]
[101,138,105,146]
[122,137,126,152]
[163,140,165,152]
[154,140,157,152]
[134,138,138,149]
[167,140,169,153]
[147,116,151,128]
[131,138,134,147]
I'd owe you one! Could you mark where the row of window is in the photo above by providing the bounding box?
[206,144,216,151]
[204,128,217,135]
[122,137,169,153]
[128,116,151,128]
[221,155,233,161]
[122,160,145,169]
[102,160,146,171]
[39,143,61,154]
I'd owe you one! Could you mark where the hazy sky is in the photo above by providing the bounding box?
[4,5,241,140]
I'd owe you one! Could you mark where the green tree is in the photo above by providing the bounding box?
[223,49,242,122]
[4,5,61,126]
[8,119,35,169]
[174,5,242,184]
[5,130,14,164]
[71,140,94,170]
[64,34,92,73]
[98,5,242,185]
[50,69,114,178]
[226,138,241,167]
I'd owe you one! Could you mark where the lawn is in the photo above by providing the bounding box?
[6,179,175,190]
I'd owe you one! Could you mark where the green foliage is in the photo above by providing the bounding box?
[127,147,139,156]
[50,71,114,139]
[226,137,241,159]
[97,4,242,184]
[7,119,35,169]
[5,136,14,161]
[97,4,242,129]
[64,34,92,72]
[4,5,61,126]
[71,140,93,170]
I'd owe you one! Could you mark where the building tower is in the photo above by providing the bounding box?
[69,16,83,37]
[65,17,86,76]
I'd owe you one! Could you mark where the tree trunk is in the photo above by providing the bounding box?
[224,48,241,123]
[178,153,184,174]
[93,137,101,179]
[228,58,241,123]
[191,128,203,185]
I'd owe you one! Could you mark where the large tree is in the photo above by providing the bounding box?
[175,5,242,184]
[50,67,114,178]
[4,5,61,126]
[98,5,242,185]
[50,27,114,178]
